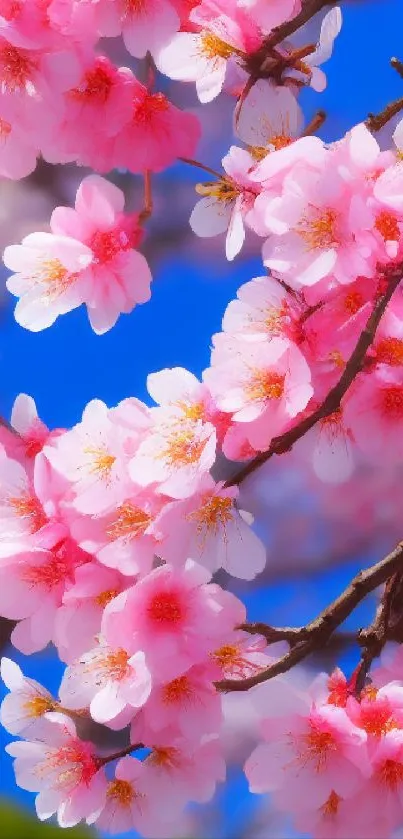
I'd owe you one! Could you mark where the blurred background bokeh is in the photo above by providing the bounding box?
[1,1,403,836]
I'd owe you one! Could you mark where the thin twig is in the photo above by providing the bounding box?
[138,171,153,224]
[265,0,332,48]
[226,261,403,487]
[97,742,144,767]
[178,157,222,180]
[216,541,403,692]
[366,97,403,133]
[391,57,403,80]
[302,109,327,136]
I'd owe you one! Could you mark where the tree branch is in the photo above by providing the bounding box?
[97,742,144,767]
[366,97,403,133]
[216,541,403,692]
[226,261,403,488]
[265,0,332,49]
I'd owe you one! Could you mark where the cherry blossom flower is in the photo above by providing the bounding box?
[204,337,313,450]
[1,657,56,738]
[103,559,246,682]
[190,145,259,260]
[235,80,304,158]
[59,641,151,726]
[156,476,267,579]
[4,232,93,331]
[6,712,107,828]
[44,398,150,515]
[129,406,216,500]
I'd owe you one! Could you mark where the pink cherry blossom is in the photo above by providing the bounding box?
[70,491,163,578]
[204,337,313,450]
[103,559,246,682]
[4,232,93,331]
[89,755,180,837]
[235,79,304,154]
[50,174,152,333]
[129,406,216,499]
[156,476,266,579]
[0,536,90,653]
[1,657,56,738]
[6,712,107,828]
[343,366,403,463]
[238,0,301,33]
[109,80,201,174]
[133,662,222,743]
[44,398,150,515]
[59,641,151,725]
[190,145,260,260]
[141,730,226,806]
[54,562,132,663]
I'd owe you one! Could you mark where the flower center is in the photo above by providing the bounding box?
[380,385,403,419]
[187,494,233,537]
[0,1,22,20]
[83,446,116,480]
[162,675,193,705]
[247,370,285,402]
[8,491,47,533]
[343,290,364,315]
[377,759,403,790]
[147,590,185,627]
[376,337,403,366]
[297,208,339,250]
[297,724,336,771]
[212,642,264,679]
[123,0,146,14]
[175,400,205,421]
[70,65,113,103]
[22,550,74,590]
[23,695,55,718]
[44,741,97,791]
[161,427,208,466]
[375,210,400,241]
[90,229,131,263]
[200,32,235,60]
[358,703,398,737]
[103,649,130,681]
[95,589,119,608]
[133,90,169,124]
[0,43,37,92]
[107,778,135,806]
[320,790,342,819]
[106,503,152,541]
[34,258,76,299]
[195,178,239,203]
[149,746,182,769]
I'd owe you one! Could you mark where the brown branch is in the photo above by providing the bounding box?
[178,157,222,180]
[302,109,327,136]
[216,541,403,692]
[366,97,403,133]
[241,621,356,650]
[226,261,403,488]
[138,171,153,224]
[265,0,332,49]
[97,742,144,767]
[354,566,403,693]
[391,57,403,81]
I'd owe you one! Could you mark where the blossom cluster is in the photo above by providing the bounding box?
[0,389,270,830]
[2,0,403,838]
[245,658,403,839]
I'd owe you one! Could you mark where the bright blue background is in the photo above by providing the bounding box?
[1,1,403,835]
